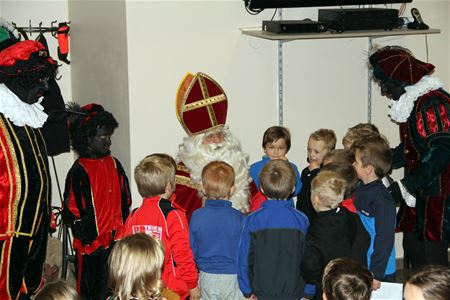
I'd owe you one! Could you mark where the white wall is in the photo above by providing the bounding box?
[125,1,280,200]
[0,0,73,208]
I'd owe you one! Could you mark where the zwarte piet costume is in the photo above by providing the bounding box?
[370,46,450,268]
[0,39,57,299]
[62,103,131,300]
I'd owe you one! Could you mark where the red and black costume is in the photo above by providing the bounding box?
[370,46,450,268]
[62,103,131,300]
[0,39,57,299]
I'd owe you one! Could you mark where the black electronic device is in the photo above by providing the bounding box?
[407,8,429,30]
[263,20,327,34]
[245,0,412,10]
[318,8,399,32]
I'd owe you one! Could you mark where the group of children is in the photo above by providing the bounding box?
[38,123,449,300]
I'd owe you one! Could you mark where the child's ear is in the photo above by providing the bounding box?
[200,183,206,195]
[322,292,328,300]
[229,185,236,197]
[311,194,322,212]
[366,164,375,176]
[165,181,175,194]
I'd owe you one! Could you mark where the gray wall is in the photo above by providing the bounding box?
[68,0,131,175]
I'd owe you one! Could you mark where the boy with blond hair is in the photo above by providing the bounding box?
[189,161,244,299]
[238,159,312,300]
[352,136,396,290]
[301,171,370,299]
[322,149,359,213]
[119,153,200,300]
[297,129,336,222]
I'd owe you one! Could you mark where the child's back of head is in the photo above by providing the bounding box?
[342,123,380,150]
[321,163,358,199]
[259,159,295,200]
[108,233,165,300]
[323,149,354,166]
[311,171,347,211]
[404,265,450,300]
[322,258,373,300]
[135,153,176,198]
[352,135,392,179]
[201,160,235,199]
[34,280,81,300]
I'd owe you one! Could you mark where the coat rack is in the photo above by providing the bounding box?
[11,20,71,65]
[12,20,67,39]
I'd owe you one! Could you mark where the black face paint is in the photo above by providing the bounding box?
[379,80,406,101]
[87,126,113,157]
[5,77,50,104]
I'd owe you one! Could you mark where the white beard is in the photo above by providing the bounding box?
[176,128,251,212]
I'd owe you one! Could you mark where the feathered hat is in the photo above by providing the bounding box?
[0,39,57,90]
[369,46,435,86]
[66,102,118,156]
[0,17,20,51]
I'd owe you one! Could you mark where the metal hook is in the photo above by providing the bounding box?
[51,20,58,38]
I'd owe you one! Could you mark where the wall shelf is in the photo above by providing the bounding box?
[240,27,440,124]
[240,28,440,41]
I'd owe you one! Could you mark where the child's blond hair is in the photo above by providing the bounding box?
[34,280,81,300]
[259,159,295,200]
[352,135,392,179]
[135,153,176,198]
[311,171,347,210]
[108,233,165,300]
[310,129,337,151]
[321,163,357,200]
[202,161,235,199]
[342,123,380,150]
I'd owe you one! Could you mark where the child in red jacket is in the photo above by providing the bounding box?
[120,153,200,300]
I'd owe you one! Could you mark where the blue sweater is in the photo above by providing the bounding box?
[189,200,244,274]
[238,200,314,299]
[250,156,302,196]
[354,179,396,280]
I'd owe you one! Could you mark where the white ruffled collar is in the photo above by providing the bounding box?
[0,83,47,128]
[388,75,443,123]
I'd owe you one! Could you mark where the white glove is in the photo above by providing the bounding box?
[382,175,392,188]
[399,181,416,207]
